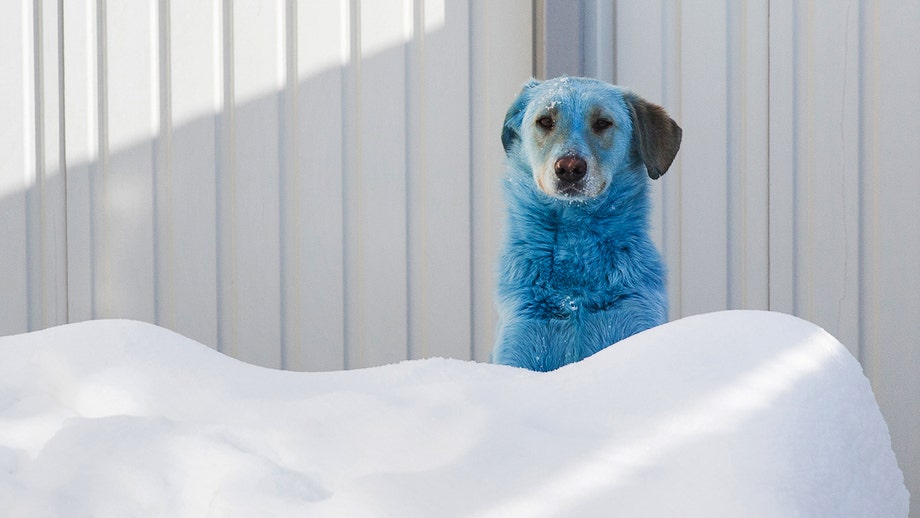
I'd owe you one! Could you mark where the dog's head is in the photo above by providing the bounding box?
[501,77,681,201]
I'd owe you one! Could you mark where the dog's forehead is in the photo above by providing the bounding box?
[528,77,623,116]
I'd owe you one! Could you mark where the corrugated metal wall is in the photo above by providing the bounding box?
[3,0,919,511]
[2,0,532,370]
[538,0,919,512]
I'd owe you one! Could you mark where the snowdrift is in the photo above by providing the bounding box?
[0,311,908,517]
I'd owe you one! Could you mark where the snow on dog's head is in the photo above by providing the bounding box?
[501,77,682,201]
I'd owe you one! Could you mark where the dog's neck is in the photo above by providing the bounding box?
[504,166,651,242]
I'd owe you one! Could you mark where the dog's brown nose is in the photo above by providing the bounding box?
[554,156,587,183]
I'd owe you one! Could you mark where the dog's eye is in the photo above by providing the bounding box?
[536,117,554,130]
[592,118,613,132]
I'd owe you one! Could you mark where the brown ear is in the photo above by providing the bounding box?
[624,93,682,179]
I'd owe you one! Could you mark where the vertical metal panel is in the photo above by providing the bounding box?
[26,0,67,332]
[42,0,68,329]
[406,0,472,361]
[216,0,235,359]
[658,2,682,319]
[582,0,616,83]
[536,0,616,82]
[469,0,534,361]
[0,0,33,335]
[218,0,285,368]
[726,0,769,311]
[63,0,98,323]
[343,0,410,368]
[860,1,920,511]
[767,0,797,315]
[103,0,158,322]
[284,0,347,371]
[540,0,583,78]
[678,0,730,316]
[158,0,221,349]
[791,1,862,355]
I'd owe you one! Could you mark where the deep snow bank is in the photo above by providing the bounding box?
[0,311,908,517]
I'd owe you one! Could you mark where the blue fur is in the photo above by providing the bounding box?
[492,77,674,371]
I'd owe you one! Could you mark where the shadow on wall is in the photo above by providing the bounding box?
[6,2,513,372]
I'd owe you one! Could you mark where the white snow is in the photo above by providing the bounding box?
[0,310,908,517]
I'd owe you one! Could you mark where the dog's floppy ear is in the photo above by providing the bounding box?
[624,93,682,179]
[501,79,540,154]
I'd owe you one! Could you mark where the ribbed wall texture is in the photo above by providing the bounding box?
[2,0,532,371]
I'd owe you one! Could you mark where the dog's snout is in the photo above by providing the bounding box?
[554,156,588,183]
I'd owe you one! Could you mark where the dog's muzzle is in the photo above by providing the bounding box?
[554,155,588,194]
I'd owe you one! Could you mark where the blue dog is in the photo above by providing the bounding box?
[491,77,682,371]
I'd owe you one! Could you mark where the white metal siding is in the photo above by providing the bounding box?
[4,0,531,370]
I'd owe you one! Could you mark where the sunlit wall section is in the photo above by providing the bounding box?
[0,0,36,335]
[1,0,66,335]
[11,0,535,373]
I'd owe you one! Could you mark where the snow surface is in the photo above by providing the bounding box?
[0,311,908,517]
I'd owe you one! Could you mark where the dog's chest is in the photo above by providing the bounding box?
[526,230,627,317]
[547,232,611,287]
